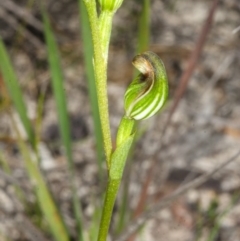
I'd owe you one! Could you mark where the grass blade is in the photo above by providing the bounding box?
[42,9,84,241]
[0,39,35,147]
[0,37,69,241]
[136,0,150,54]
[9,112,69,241]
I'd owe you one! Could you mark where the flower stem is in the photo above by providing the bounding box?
[97,119,135,241]
[83,0,112,168]
[99,11,114,64]
[97,178,121,241]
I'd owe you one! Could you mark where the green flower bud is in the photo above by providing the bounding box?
[124,51,168,120]
[98,0,124,12]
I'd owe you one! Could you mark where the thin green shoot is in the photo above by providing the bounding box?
[0,39,35,148]
[34,86,47,162]
[207,192,240,241]
[88,205,102,241]
[9,110,69,241]
[136,0,150,54]
[42,8,84,241]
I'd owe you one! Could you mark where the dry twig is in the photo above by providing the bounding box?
[17,215,50,241]
[116,150,240,241]
[164,0,219,130]
[128,2,220,239]
[0,0,43,32]
[0,7,43,49]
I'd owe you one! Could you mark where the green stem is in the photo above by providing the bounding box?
[97,118,135,241]
[116,116,135,146]
[83,0,112,168]
[97,178,121,241]
[99,11,114,64]
[79,0,104,177]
